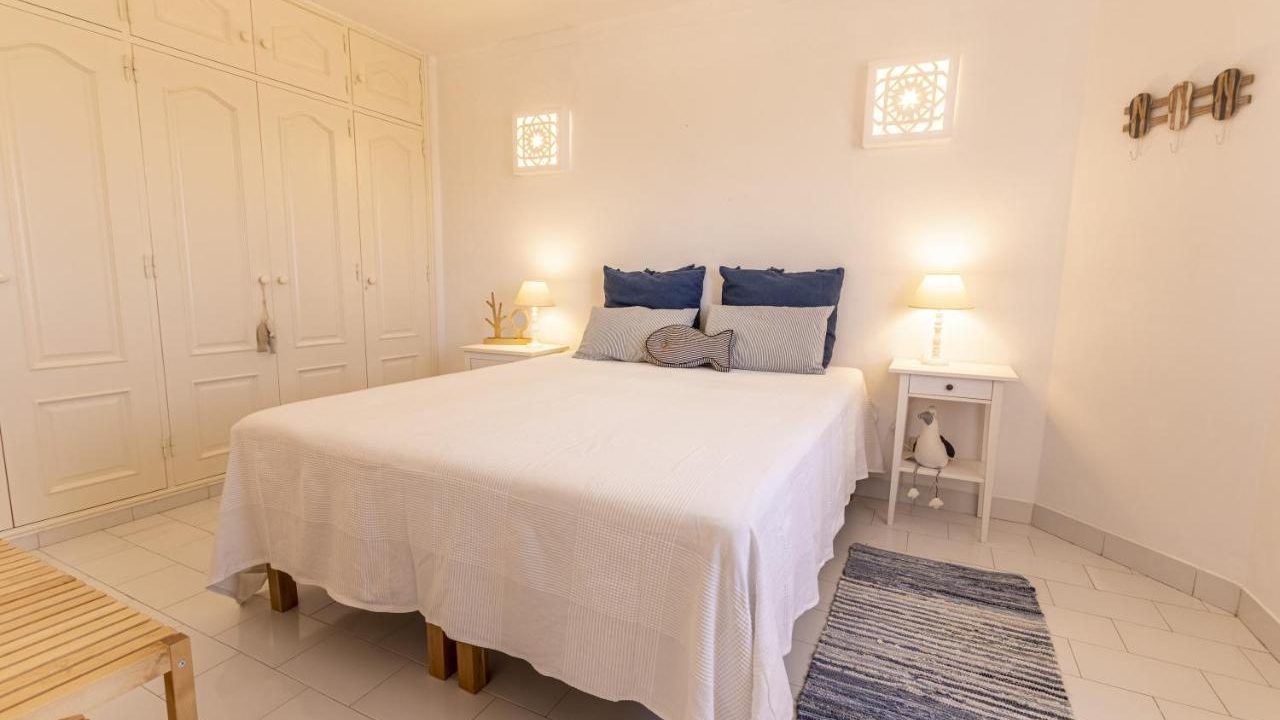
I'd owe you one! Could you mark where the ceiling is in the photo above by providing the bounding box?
[313,0,702,56]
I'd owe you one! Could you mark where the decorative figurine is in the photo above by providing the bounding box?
[482,291,530,345]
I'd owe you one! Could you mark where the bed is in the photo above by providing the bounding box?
[208,356,874,720]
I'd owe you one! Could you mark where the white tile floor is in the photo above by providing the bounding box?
[30,495,1280,720]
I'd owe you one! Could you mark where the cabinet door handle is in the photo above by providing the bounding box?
[259,38,272,50]
[366,276,377,286]
[239,30,251,42]
[354,73,365,84]
[276,275,289,285]
[0,273,9,284]
[258,275,270,286]
[945,383,955,391]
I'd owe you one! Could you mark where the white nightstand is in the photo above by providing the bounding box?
[460,343,569,371]
[887,358,1019,542]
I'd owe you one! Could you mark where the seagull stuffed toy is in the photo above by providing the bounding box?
[913,406,950,470]
[912,405,950,509]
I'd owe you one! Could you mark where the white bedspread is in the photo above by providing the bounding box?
[209,357,870,720]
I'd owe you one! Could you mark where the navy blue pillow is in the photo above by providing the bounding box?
[719,266,844,367]
[603,265,705,312]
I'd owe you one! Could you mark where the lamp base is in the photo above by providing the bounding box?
[922,310,949,366]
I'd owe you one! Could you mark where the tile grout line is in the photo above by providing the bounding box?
[1196,669,1234,719]
[1109,624,1271,686]
[1242,649,1280,689]
[1067,637,1191,715]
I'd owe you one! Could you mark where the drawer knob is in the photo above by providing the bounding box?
[945,383,955,391]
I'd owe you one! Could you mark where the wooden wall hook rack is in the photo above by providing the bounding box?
[1122,68,1254,138]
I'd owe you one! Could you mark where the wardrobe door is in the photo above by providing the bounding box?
[354,114,431,386]
[135,48,279,484]
[24,0,127,30]
[0,9,167,525]
[259,87,367,402]
[349,32,421,123]
[252,0,349,100]
[127,0,254,70]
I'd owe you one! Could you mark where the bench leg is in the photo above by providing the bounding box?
[426,623,457,680]
[266,566,298,612]
[163,635,197,720]
[457,642,488,694]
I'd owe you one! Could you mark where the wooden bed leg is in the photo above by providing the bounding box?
[266,566,298,612]
[163,635,197,720]
[457,642,488,694]
[426,623,457,680]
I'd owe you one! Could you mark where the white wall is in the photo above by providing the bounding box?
[435,0,1096,505]
[1252,439,1280,639]
[1039,0,1280,605]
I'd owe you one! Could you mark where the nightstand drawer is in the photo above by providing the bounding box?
[465,355,517,371]
[909,375,993,401]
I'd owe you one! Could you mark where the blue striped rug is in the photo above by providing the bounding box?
[797,544,1073,720]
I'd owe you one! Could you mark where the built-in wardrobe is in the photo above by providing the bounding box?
[0,0,434,530]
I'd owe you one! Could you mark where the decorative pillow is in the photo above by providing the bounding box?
[603,265,706,310]
[644,325,735,372]
[703,304,833,374]
[719,266,844,367]
[575,307,700,363]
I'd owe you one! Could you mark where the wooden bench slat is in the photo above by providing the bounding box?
[0,576,78,606]
[0,546,40,563]
[0,553,35,572]
[0,546,28,564]
[0,555,45,580]
[0,611,158,687]
[0,631,173,719]
[0,566,65,594]
[0,598,123,656]
[0,586,102,633]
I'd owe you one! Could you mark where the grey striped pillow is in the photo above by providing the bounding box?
[574,306,700,362]
[703,304,834,374]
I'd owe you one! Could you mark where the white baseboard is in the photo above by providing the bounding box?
[0,477,224,550]
[852,487,1276,639]
[1240,590,1280,659]
[1030,503,1260,621]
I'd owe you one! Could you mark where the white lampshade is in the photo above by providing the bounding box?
[514,280,554,307]
[909,274,973,311]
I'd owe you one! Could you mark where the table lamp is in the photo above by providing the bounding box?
[909,273,973,366]
[514,280,554,344]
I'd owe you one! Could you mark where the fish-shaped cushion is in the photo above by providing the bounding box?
[644,325,735,372]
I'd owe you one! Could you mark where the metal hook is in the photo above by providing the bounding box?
[1128,139,1141,161]
[1215,123,1229,146]
[1169,134,1181,155]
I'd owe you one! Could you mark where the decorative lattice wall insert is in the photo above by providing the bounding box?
[863,56,958,147]
[514,112,566,173]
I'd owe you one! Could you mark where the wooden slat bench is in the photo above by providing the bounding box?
[266,566,489,693]
[0,539,197,720]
